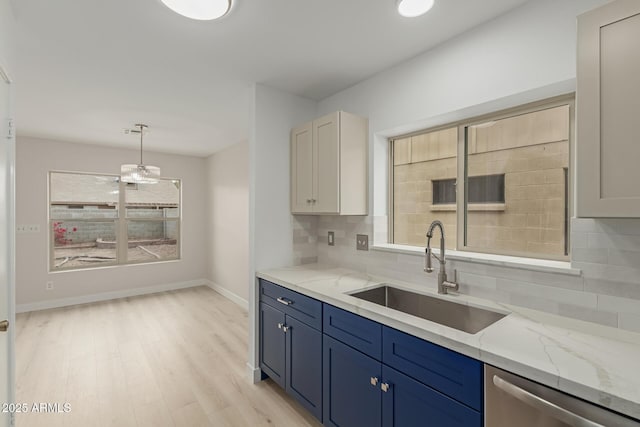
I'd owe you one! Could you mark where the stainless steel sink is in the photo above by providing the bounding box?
[350,285,507,334]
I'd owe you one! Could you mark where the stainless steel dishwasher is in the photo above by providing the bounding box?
[485,365,640,427]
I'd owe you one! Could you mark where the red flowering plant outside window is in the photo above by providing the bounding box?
[52,222,77,246]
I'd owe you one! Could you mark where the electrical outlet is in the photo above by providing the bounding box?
[45,281,54,291]
[17,224,40,233]
[356,234,369,251]
[328,231,335,246]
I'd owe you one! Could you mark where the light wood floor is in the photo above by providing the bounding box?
[15,286,322,427]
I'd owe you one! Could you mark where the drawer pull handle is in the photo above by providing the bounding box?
[370,377,378,386]
[381,383,390,393]
[277,297,293,306]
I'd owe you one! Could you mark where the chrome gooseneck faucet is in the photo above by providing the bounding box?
[425,220,459,295]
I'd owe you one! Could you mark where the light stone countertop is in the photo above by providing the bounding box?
[257,264,640,420]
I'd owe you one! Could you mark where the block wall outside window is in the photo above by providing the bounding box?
[392,101,571,260]
[49,171,181,271]
[393,126,458,247]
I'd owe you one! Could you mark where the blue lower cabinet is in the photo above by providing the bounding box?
[381,365,482,427]
[323,335,382,427]
[286,316,322,420]
[262,293,487,427]
[259,302,286,388]
[259,300,323,422]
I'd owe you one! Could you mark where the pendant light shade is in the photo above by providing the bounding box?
[120,164,161,184]
[121,124,160,184]
[160,0,232,21]
[397,0,435,17]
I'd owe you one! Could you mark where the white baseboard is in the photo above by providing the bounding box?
[247,363,262,384]
[206,281,249,311]
[16,279,208,313]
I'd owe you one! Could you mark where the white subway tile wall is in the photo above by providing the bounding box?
[292,215,318,265]
[292,215,640,333]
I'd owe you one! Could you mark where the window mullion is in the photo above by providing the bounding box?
[117,179,127,264]
[456,124,466,252]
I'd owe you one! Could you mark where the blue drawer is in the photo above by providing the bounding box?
[323,304,382,360]
[259,279,322,330]
[382,327,483,411]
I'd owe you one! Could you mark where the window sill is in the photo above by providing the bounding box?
[371,243,581,276]
[429,203,506,212]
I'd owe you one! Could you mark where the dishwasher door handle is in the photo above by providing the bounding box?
[493,375,606,427]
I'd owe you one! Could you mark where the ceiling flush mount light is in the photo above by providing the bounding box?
[397,0,435,17]
[160,0,232,21]
[121,124,160,184]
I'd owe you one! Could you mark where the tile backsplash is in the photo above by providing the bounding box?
[292,215,318,265]
[293,215,640,333]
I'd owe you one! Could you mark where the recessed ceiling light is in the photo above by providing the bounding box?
[160,0,232,21]
[397,0,435,18]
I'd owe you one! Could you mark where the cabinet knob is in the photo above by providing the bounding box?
[277,323,283,329]
[311,199,316,203]
[370,377,378,387]
[306,199,312,203]
[381,383,390,392]
[282,325,290,333]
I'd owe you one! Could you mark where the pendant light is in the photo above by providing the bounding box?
[121,124,160,184]
[397,0,435,17]
[160,0,232,21]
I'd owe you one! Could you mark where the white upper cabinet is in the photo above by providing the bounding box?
[577,0,640,217]
[291,122,314,213]
[291,111,368,215]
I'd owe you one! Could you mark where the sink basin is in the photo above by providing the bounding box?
[349,285,507,334]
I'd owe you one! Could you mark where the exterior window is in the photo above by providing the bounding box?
[432,175,505,205]
[432,179,456,205]
[49,172,181,271]
[391,98,572,260]
[468,174,505,204]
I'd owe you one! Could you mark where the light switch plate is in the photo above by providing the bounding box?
[328,231,335,246]
[356,234,369,251]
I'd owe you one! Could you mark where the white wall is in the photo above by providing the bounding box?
[206,141,249,306]
[248,84,317,379]
[319,0,606,128]
[15,137,208,310]
[0,1,15,76]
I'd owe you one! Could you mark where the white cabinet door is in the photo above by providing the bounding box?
[313,112,340,214]
[577,0,640,217]
[291,122,314,213]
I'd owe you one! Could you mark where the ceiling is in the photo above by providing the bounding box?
[13,0,529,157]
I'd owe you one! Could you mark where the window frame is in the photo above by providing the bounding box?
[48,170,182,272]
[389,94,574,262]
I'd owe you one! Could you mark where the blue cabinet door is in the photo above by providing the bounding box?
[259,302,286,388]
[381,365,482,427]
[323,335,382,427]
[286,316,323,421]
